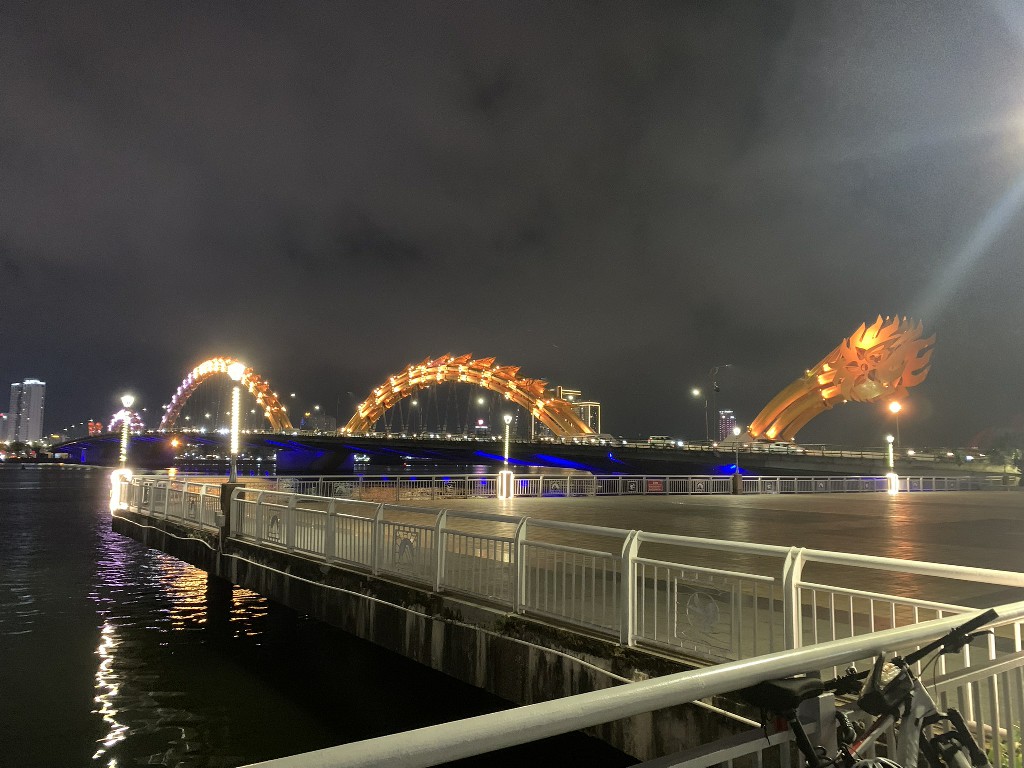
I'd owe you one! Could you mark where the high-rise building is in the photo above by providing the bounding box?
[555,386,602,434]
[718,409,737,441]
[5,379,46,443]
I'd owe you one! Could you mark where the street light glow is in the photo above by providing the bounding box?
[888,401,902,414]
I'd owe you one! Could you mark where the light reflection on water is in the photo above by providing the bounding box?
[90,514,271,767]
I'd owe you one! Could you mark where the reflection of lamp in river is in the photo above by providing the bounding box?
[498,413,514,499]
[227,362,245,482]
[885,433,899,495]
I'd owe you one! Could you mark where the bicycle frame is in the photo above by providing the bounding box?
[842,663,988,768]
[738,609,999,768]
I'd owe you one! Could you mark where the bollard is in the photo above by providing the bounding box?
[731,472,742,495]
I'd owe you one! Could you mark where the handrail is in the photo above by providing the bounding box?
[124,474,1024,664]
[799,547,1024,587]
[145,472,1011,499]
[242,601,1024,768]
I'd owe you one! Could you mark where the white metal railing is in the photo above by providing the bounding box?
[119,475,1024,668]
[238,601,1024,768]
[255,473,1006,499]
[124,475,222,531]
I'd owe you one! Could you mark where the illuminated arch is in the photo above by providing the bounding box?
[159,357,294,432]
[746,316,934,442]
[343,354,595,437]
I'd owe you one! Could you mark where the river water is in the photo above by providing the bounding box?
[0,465,635,767]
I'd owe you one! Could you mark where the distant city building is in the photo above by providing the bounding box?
[571,401,601,433]
[5,379,46,443]
[556,387,583,402]
[534,386,602,435]
[718,409,737,441]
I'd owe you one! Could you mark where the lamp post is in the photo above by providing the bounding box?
[885,433,898,495]
[227,362,245,482]
[119,394,134,468]
[709,364,731,442]
[731,425,743,494]
[110,394,134,513]
[888,401,902,447]
[498,413,514,499]
[691,387,707,443]
[733,425,741,472]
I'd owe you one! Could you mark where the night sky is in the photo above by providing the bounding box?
[3,2,1022,447]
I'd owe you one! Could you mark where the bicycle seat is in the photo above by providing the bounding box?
[738,676,825,712]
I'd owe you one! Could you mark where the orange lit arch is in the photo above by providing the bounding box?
[343,354,595,437]
[159,357,294,432]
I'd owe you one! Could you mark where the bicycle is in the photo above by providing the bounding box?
[737,608,998,768]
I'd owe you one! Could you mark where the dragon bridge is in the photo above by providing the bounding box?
[159,357,294,432]
[747,316,934,442]
[343,354,595,437]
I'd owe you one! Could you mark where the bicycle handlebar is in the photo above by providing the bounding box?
[902,608,998,667]
[821,608,998,693]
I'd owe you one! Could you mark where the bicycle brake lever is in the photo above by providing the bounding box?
[943,628,993,655]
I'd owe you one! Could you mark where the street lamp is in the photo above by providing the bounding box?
[119,394,134,468]
[691,387,707,443]
[733,425,741,472]
[227,362,245,482]
[886,434,899,495]
[709,364,731,442]
[888,401,902,447]
[110,394,134,513]
[731,425,743,494]
[498,413,514,499]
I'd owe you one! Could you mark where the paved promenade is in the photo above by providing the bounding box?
[402,490,1024,606]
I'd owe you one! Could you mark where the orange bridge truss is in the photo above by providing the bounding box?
[159,357,294,432]
[343,354,595,437]
[747,316,934,442]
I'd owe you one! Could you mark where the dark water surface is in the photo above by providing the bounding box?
[0,466,635,767]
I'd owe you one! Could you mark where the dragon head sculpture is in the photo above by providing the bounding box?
[747,316,934,442]
[819,316,934,404]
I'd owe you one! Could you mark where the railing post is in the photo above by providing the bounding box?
[434,509,448,593]
[325,499,337,561]
[371,504,384,576]
[783,546,806,650]
[286,495,297,551]
[620,530,640,647]
[513,517,528,614]
[255,491,265,545]
[161,481,170,519]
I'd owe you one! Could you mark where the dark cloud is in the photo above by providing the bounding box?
[2,1,1023,445]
